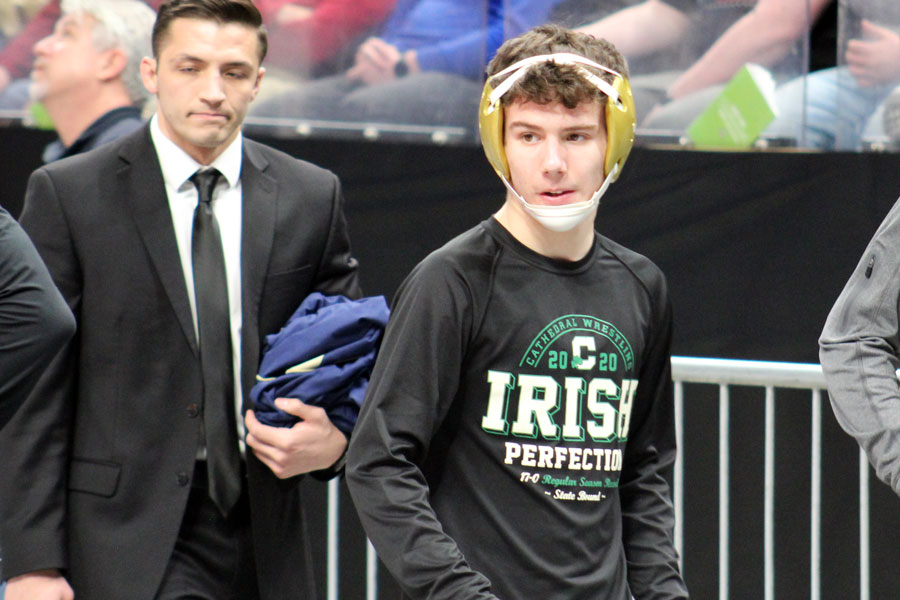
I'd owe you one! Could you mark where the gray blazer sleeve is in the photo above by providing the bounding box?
[820,197,900,497]
[0,207,75,430]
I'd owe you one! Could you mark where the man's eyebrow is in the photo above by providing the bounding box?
[507,119,544,130]
[507,120,601,132]
[560,123,602,133]
[168,54,255,70]
[169,53,205,64]
[221,61,255,71]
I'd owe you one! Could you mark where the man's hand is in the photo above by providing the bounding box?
[846,20,900,87]
[5,569,74,600]
[347,37,403,85]
[245,398,348,479]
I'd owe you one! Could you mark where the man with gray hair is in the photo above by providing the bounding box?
[29,0,155,162]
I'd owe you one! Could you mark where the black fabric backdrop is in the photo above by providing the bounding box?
[3,124,900,598]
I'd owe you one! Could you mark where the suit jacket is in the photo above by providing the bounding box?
[0,126,361,599]
[0,207,75,430]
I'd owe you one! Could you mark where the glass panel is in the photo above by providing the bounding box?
[248,0,573,144]
[0,0,835,154]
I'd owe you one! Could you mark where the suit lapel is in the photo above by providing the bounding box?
[119,128,199,356]
[239,140,276,404]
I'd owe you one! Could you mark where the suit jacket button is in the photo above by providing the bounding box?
[186,403,200,418]
[177,472,190,486]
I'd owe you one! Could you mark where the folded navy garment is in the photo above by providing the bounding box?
[250,293,389,434]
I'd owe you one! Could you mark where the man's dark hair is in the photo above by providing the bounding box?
[487,23,628,110]
[152,0,267,63]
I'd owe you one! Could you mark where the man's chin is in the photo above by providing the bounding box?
[185,129,239,154]
[189,126,232,144]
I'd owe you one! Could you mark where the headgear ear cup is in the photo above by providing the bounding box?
[605,75,636,181]
[478,83,509,180]
[478,53,636,184]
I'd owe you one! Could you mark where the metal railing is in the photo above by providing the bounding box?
[671,356,869,600]
[323,356,871,600]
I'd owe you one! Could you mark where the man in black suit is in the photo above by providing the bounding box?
[0,207,75,431]
[0,1,360,598]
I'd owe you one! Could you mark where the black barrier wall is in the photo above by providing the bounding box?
[3,125,900,598]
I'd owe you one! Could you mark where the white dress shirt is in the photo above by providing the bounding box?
[149,114,246,446]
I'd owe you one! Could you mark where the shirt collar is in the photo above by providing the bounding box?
[149,113,243,192]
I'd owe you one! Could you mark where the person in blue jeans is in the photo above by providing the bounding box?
[253,0,561,134]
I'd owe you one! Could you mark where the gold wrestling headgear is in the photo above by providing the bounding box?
[478,52,636,184]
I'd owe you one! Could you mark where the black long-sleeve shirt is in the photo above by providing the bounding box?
[347,218,687,599]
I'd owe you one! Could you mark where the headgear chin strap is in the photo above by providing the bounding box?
[479,52,636,232]
[499,164,619,232]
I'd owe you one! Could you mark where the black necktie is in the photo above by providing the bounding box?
[190,168,241,517]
